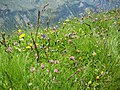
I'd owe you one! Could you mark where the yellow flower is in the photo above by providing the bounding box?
[88,80,92,85]
[19,34,25,38]
[18,29,21,33]
[88,11,91,15]
[76,50,80,53]
[65,19,70,22]
[58,22,61,24]
[79,56,83,60]
[96,76,100,80]
[63,23,66,25]
[26,46,31,49]
[74,17,77,20]
[30,44,33,47]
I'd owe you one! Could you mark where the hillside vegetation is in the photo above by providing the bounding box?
[0,10,120,90]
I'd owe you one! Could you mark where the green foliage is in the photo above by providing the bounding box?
[0,10,120,90]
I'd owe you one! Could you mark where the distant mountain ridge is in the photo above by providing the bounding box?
[0,0,119,32]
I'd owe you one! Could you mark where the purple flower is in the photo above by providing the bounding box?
[95,18,98,21]
[56,25,58,29]
[41,34,46,39]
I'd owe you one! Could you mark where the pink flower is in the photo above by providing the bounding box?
[30,67,35,73]
[73,32,77,35]
[18,32,21,35]
[104,18,108,21]
[55,60,59,64]
[49,60,54,64]
[70,56,75,60]
[68,39,72,43]
[7,46,12,53]
[54,69,59,73]
[14,42,18,46]
[41,63,45,69]
[65,34,69,38]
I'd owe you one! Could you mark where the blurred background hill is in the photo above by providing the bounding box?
[0,0,120,32]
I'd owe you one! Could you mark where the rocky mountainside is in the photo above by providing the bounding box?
[0,0,119,32]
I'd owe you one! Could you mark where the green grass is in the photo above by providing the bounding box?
[0,10,120,90]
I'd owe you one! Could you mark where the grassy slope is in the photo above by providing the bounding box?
[0,10,120,90]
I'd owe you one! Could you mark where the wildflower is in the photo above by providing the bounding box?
[95,18,98,21]
[56,25,58,29]
[74,17,77,20]
[18,29,21,35]
[102,28,104,31]
[41,63,45,69]
[54,69,59,73]
[88,80,92,85]
[80,20,84,24]
[51,50,54,52]
[114,22,117,26]
[28,83,32,86]
[104,18,108,21]
[49,60,54,64]
[26,46,31,49]
[92,20,95,22]
[76,50,80,53]
[41,34,46,39]
[40,45,43,49]
[79,56,83,60]
[30,67,35,73]
[87,11,91,15]
[28,43,33,47]
[65,34,69,38]
[92,52,96,56]
[65,19,70,22]
[7,46,12,53]
[55,60,59,64]
[19,34,25,38]
[63,23,66,25]
[73,31,77,35]
[68,39,72,43]
[58,22,61,24]
[18,29,21,33]
[70,56,75,60]
[100,71,104,76]
[14,42,18,46]
[96,76,100,80]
